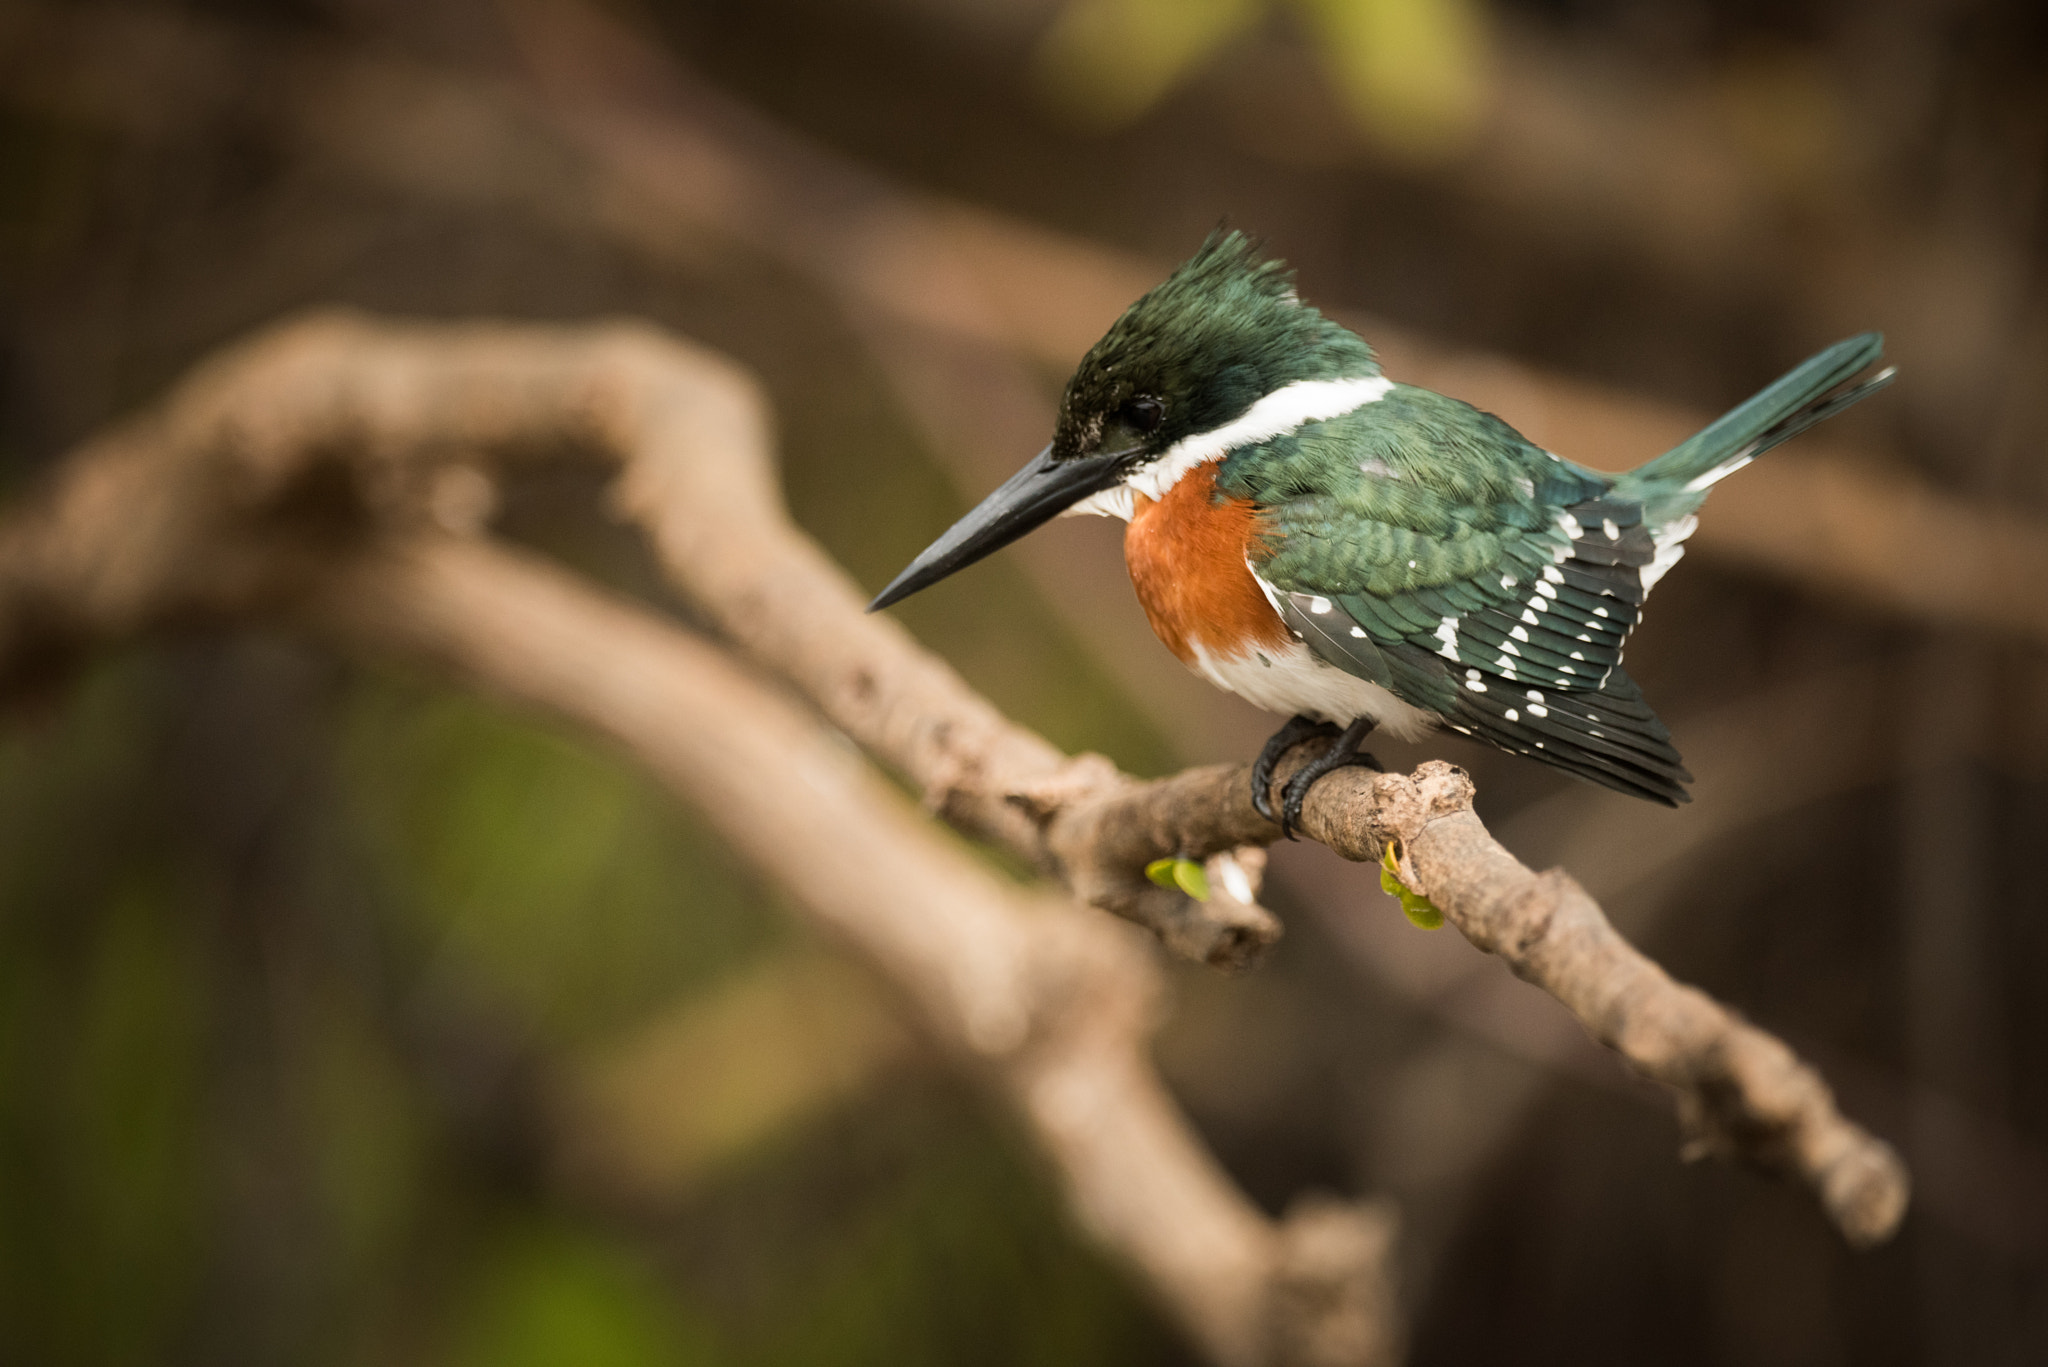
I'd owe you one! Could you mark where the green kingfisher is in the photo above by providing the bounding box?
[869,232,1892,833]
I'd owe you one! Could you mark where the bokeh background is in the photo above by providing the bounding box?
[2,0,2045,1363]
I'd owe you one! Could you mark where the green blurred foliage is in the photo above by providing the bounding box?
[0,661,207,1366]
[0,642,1176,1365]
[445,1222,718,1367]
[338,675,785,1048]
[739,1122,1159,1367]
[1034,0,1264,128]
[1294,0,1489,161]
[1034,0,1489,159]
[303,985,425,1288]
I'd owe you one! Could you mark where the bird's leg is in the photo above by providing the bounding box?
[1277,716,1382,838]
[1251,715,1338,829]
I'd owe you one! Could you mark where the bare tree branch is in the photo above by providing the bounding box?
[316,533,1397,1366]
[0,313,1910,1367]
[0,313,1393,1366]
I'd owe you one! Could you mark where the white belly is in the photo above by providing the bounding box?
[1187,640,1439,740]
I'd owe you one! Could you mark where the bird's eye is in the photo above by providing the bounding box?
[1124,396,1164,433]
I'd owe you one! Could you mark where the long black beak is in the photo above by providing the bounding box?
[867,444,1130,611]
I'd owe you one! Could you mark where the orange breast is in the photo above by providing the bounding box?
[1123,464,1292,665]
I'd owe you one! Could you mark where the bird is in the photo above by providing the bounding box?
[868,231,1893,834]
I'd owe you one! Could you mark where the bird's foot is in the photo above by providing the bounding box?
[1281,738,1382,837]
[1253,716,1382,839]
[1252,715,1337,831]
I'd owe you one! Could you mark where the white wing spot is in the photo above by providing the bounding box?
[1642,513,1696,591]
[1309,596,1331,614]
[1500,641,1522,657]
[1593,607,1609,618]
[1520,608,1540,625]
[1542,565,1565,584]
[1350,626,1367,638]
[1558,513,1584,539]
[1509,625,1529,643]
[1505,708,1520,722]
[1433,616,1460,660]
[1465,668,1482,680]
[1569,650,1584,660]
[1602,518,1620,540]
[1526,690,1544,702]
[1536,581,1558,600]
[1501,573,1518,589]
[1466,679,1487,693]
[1528,703,1548,717]
[1494,655,1516,673]
[1514,475,1535,498]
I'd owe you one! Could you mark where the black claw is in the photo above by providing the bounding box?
[1251,715,1337,833]
[1275,717,1379,837]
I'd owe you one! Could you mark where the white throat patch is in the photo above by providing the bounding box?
[1063,375,1394,521]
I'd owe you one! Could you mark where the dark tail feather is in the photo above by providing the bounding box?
[1623,333,1891,498]
[1740,365,1896,462]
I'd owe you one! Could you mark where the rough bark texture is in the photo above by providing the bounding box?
[0,312,1911,1363]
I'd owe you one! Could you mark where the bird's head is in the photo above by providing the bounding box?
[868,231,1379,611]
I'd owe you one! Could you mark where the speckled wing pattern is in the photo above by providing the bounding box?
[1223,386,1694,805]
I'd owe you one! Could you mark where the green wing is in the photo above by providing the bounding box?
[1222,388,1692,804]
